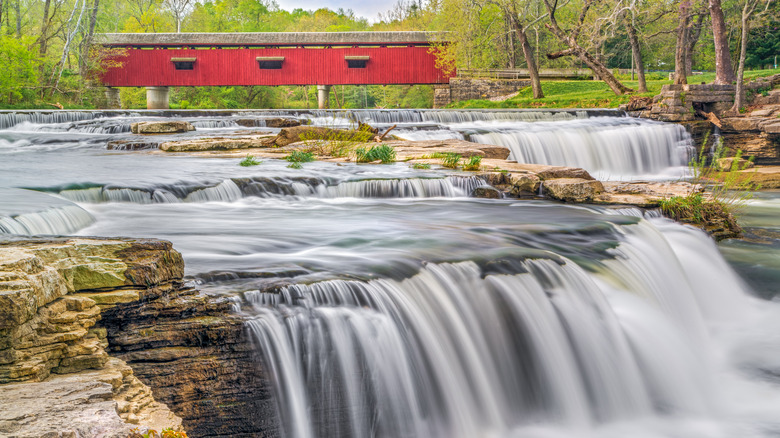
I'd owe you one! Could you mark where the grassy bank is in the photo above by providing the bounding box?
[448,68,780,109]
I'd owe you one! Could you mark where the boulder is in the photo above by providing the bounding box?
[471,187,502,199]
[159,135,275,152]
[716,157,755,171]
[543,178,604,202]
[509,173,542,195]
[130,121,195,134]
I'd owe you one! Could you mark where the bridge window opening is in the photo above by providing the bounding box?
[171,57,196,70]
[345,55,369,68]
[257,56,285,69]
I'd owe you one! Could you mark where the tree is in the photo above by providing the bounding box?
[543,0,634,95]
[732,0,774,112]
[673,0,690,84]
[0,35,40,104]
[163,0,192,32]
[708,0,736,84]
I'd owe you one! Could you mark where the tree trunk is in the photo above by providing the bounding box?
[14,0,20,37]
[674,1,691,85]
[627,20,647,92]
[0,0,4,33]
[709,0,736,84]
[685,12,706,76]
[732,2,756,112]
[509,14,543,98]
[39,0,51,56]
[543,0,633,95]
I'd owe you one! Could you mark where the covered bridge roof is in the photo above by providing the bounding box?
[96,32,446,47]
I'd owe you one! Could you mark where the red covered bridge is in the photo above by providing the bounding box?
[96,32,453,109]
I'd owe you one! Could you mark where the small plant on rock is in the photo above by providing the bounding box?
[411,163,431,169]
[462,155,482,171]
[285,150,315,163]
[239,155,261,167]
[355,145,396,163]
[439,152,461,169]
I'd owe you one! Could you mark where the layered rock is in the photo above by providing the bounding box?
[160,134,275,152]
[0,238,284,437]
[0,238,185,434]
[131,121,195,134]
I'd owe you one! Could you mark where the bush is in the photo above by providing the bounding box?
[462,155,482,171]
[355,145,396,163]
[285,150,315,163]
[411,163,431,169]
[439,153,461,169]
[239,155,261,167]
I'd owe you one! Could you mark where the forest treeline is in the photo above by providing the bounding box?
[0,0,777,109]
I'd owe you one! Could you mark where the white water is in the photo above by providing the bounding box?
[245,218,780,438]
[2,109,780,438]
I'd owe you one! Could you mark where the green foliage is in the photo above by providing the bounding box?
[285,150,315,164]
[355,145,396,163]
[462,155,482,171]
[685,133,760,216]
[0,36,40,105]
[439,153,461,169]
[287,162,303,169]
[411,163,431,169]
[239,155,262,167]
[300,125,374,158]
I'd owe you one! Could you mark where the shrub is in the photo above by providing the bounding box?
[285,150,315,163]
[355,145,396,163]
[411,163,431,169]
[462,155,482,171]
[239,155,261,167]
[439,153,461,169]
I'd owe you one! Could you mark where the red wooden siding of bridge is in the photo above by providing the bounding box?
[100,46,453,87]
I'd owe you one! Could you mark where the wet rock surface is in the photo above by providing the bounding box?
[0,238,278,437]
[131,121,195,134]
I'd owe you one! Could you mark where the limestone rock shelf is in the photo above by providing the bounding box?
[0,238,278,437]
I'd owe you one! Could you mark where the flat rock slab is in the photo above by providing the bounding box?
[386,139,510,160]
[0,373,133,438]
[131,121,195,134]
[160,135,275,152]
[593,181,701,207]
[738,166,780,189]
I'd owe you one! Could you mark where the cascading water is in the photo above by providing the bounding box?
[467,117,693,179]
[3,109,780,438]
[243,216,780,438]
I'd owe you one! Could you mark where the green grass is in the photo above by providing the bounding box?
[284,150,315,163]
[411,163,431,169]
[462,155,482,171]
[355,144,396,163]
[439,153,461,169]
[448,68,780,109]
[239,155,262,167]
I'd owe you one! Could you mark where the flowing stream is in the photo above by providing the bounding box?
[1,109,779,438]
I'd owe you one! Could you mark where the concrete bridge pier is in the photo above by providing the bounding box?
[317,85,331,109]
[104,87,121,109]
[146,86,170,110]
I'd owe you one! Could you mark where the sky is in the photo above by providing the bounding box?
[273,0,392,22]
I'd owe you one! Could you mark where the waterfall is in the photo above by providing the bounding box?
[52,176,488,204]
[243,218,753,437]
[468,117,692,179]
[0,205,95,235]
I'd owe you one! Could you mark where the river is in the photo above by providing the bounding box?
[1,109,779,438]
